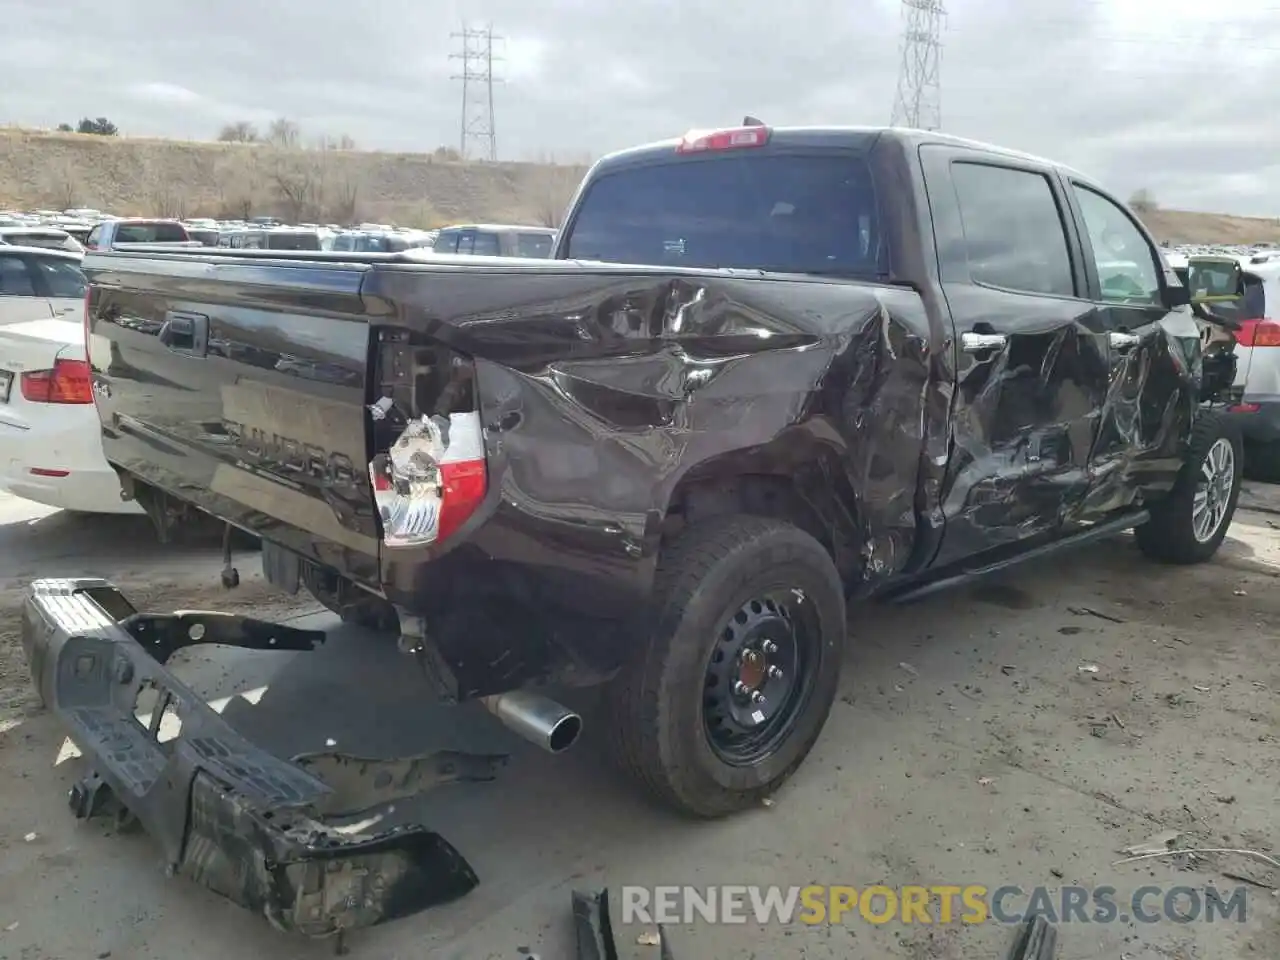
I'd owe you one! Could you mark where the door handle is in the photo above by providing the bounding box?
[158,311,209,357]
[1109,331,1141,351]
[961,331,1007,353]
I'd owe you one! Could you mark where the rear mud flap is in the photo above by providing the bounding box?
[20,578,508,940]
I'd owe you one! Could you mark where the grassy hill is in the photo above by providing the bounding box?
[0,128,587,228]
[1,127,1277,242]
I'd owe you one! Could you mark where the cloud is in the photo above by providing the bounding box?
[0,0,1276,215]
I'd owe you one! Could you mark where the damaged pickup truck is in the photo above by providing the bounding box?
[23,124,1244,939]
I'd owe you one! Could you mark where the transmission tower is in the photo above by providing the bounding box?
[890,0,946,131]
[450,24,502,160]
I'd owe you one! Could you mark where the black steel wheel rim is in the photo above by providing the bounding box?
[700,590,821,767]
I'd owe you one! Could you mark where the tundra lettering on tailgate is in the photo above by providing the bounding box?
[223,419,358,485]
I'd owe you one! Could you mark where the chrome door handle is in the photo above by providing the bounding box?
[1109,331,1141,350]
[961,331,1007,353]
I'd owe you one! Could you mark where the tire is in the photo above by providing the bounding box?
[1136,409,1243,565]
[607,515,846,818]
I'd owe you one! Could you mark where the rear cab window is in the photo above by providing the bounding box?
[114,221,189,243]
[266,232,321,251]
[433,231,459,253]
[561,147,881,276]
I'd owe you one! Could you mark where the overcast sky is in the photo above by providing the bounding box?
[3,0,1279,216]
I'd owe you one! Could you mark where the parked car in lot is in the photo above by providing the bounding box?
[83,218,193,251]
[0,246,139,514]
[0,225,84,253]
[431,223,557,257]
[1184,253,1280,478]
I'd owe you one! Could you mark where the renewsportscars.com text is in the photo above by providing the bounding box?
[621,884,1249,926]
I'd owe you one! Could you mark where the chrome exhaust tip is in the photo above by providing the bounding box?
[480,690,583,754]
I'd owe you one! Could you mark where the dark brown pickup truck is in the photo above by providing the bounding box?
[23,124,1244,940]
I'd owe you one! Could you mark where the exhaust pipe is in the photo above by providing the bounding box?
[480,691,583,754]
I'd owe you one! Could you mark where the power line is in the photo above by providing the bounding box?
[891,0,946,131]
[449,23,502,161]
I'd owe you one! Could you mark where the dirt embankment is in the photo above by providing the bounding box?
[0,128,587,228]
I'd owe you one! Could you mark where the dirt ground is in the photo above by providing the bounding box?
[0,488,1277,960]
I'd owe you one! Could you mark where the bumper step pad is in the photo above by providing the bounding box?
[21,578,508,941]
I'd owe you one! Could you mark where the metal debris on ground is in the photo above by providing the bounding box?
[1005,914,1057,959]
[1077,664,1099,674]
[1122,830,1182,857]
[1067,606,1125,623]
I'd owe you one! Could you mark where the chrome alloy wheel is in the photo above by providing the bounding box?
[1192,437,1235,543]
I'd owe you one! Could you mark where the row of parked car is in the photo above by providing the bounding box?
[0,211,561,515]
[1,208,562,259]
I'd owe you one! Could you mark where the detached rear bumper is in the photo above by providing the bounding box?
[20,579,493,939]
[1225,398,1280,445]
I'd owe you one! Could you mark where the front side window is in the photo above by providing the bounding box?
[950,162,1075,298]
[1072,185,1161,305]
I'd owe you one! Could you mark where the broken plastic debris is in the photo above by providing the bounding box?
[761,797,775,807]
[637,931,661,946]
[1122,830,1181,857]
[4,922,17,932]
[1078,664,1099,674]
[898,662,919,677]
[1233,589,1247,597]
[22,832,36,843]
[977,777,995,786]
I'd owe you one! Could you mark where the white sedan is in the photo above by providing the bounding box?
[0,245,141,514]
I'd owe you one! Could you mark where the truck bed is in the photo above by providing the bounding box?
[85,247,942,623]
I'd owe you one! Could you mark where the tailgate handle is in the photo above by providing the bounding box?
[159,311,209,357]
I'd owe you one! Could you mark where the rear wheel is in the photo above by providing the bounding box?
[1136,410,1242,565]
[607,515,846,818]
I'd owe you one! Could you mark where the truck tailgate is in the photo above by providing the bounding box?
[86,253,381,586]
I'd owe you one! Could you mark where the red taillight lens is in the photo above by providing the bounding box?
[1235,318,1280,347]
[20,359,93,404]
[370,410,487,548]
[676,125,771,154]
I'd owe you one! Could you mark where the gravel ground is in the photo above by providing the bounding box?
[0,487,1276,960]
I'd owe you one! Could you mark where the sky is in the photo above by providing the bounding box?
[3,0,1279,216]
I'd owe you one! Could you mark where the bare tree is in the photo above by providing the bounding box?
[266,117,301,149]
[43,160,84,209]
[218,121,259,143]
[270,150,326,221]
[1129,188,1158,213]
[216,152,264,219]
[534,165,586,228]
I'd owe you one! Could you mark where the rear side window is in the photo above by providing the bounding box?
[0,255,36,296]
[31,257,86,298]
[114,221,188,243]
[472,232,501,256]
[950,163,1075,298]
[433,231,459,253]
[516,232,553,258]
[563,152,881,275]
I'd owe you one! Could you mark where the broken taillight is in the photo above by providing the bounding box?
[369,410,487,547]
